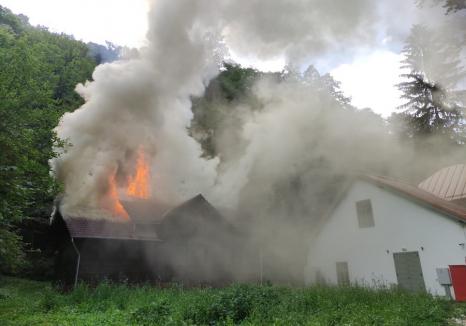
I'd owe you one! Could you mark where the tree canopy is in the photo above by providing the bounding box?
[418,0,466,13]
[0,6,97,273]
[396,24,465,141]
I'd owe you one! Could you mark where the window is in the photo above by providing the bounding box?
[356,199,374,228]
[336,262,350,286]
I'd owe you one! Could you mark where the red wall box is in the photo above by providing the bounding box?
[449,265,466,301]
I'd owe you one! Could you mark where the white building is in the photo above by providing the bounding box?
[305,175,466,297]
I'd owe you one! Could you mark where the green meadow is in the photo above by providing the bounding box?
[1,277,465,325]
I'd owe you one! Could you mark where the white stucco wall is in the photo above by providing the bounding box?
[305,180,466,296]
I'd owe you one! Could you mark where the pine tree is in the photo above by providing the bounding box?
[442,0,466,12]
[418,0,466,13]
[397,24,465,140]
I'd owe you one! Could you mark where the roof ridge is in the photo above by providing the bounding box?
[361,174,466,222]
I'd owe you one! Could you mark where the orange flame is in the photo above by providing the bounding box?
[108,173,129,220]
[126,147,151,199]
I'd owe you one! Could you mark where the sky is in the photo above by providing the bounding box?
[1,0,149,47]
[1,0,408,117]
[331,51,405,115]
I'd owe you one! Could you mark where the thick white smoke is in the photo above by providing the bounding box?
[52,0,464,220]
[52,0,223,215]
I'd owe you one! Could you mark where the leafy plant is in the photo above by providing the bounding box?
[130,300,171,325]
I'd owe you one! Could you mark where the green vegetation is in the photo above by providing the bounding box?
[418,0,466,13]
[396,24,465,140]
[0,6,97,273]
[0,277,464,325]
[190,63,262,158]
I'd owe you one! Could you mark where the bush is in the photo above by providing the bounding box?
[0,288,10,300]
[0,227,26,274]
[67,282,91,305]
[40,291,60,312]
[130,300,170,325]
[181,284,283,324]
[68,281,132,312]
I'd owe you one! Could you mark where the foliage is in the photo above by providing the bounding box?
[190,63,351,160]
[418,0,466,13]
[0,277,462,325]
[396,24,465,141]
[130,300,171,325]
[0,6,97,273]
[0,229,25,274]
[190,63,261,158]
[87,41,121,64]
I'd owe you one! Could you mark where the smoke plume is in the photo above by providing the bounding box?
[52,0,465,271]
[48,0,466,284]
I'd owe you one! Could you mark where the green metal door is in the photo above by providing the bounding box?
[393,251,426,292]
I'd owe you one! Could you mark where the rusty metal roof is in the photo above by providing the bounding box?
[56,198,173,241]
[57,195,222,241]
[418,164,466,201]
[62,217,160,241]
[363,175,466,223]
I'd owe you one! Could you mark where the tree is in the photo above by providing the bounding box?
[190,63,261,158]
[0,6,97,274]
[397,24,465,140]
[87,41,121,64]
[190,63,352,159]
[418,0,466,13]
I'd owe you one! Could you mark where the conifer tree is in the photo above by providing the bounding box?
[397,24,465,140]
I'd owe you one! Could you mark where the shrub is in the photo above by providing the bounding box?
[130,300,170,326]
[67,282,91,305]
[181,284,283,324]
[40,291,60,312]
[0,288,10,300]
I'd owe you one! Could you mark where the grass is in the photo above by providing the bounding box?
[0,277,465,325]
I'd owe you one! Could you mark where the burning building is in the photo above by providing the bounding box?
[51,194,245,286]
[51,198,161,285]
[51,145,250,286]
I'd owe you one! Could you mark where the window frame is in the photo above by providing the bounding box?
[355,199,375,228]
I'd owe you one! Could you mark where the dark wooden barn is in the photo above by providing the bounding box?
[155,194,244,285]
[51,211,161,286]
[51,194,248,286]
